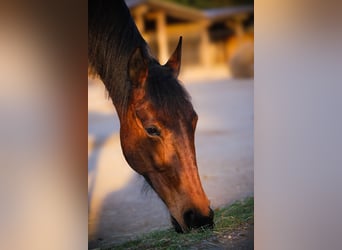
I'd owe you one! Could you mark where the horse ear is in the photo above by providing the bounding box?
[128,47,148,88]
[165,36,182,78]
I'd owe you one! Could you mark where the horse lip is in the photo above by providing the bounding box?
[171,215,188,233]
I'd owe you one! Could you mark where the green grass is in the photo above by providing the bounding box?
[214,196,254,232]
[102,197,253,250]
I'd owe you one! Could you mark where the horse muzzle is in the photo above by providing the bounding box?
[171,207,214,233]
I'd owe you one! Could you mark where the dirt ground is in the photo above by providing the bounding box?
[190,224,254,250]
[88,73,254,249]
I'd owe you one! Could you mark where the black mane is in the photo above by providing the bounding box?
[88,0,191,118]
[89,0,147,114]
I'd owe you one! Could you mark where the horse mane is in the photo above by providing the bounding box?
[88,0,192,119]
[88,0,147,114]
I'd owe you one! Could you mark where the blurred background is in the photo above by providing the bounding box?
[88,0,254,248]
[127,0,254,79]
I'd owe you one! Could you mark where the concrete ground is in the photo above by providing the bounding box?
[88,74,254,248]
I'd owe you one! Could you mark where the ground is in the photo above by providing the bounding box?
[88,69,254,249]
[189,225,254,250]
[103,197,254,249]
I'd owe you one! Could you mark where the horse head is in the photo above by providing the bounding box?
[120,37,214,232]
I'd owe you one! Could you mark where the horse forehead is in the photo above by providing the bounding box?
[143,65,195,125]
[158,108,195,130]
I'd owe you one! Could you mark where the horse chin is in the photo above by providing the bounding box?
[171,215,187,233]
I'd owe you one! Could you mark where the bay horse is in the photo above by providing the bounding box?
[88,0,213,233]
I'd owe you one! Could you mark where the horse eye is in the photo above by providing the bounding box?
[145,126,160,136]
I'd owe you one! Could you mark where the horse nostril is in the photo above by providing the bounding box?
[183,209,196,227]
[183,209,214,230]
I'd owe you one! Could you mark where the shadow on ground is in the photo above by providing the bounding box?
[88,174,170,249]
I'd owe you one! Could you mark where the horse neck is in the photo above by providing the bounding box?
[89,0,148,117]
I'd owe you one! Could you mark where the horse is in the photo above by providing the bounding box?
[88,0,213,233]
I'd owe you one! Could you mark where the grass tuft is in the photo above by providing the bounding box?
[102,196,254,250]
